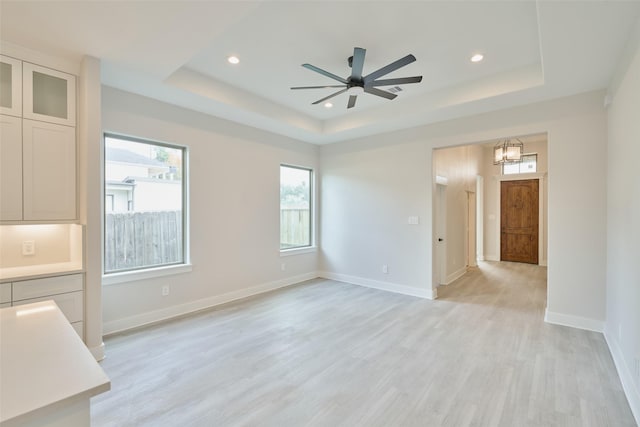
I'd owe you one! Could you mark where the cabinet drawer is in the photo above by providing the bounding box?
[0,282,11,303]
[71,321,83,339]
[13,290,83,323]
[12,273,83,301]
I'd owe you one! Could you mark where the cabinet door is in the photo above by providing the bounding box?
[0,115,23,220]
[0,55,22,117]
[13,291,84,323]
[23,62,76,126]
[23,119,76,220]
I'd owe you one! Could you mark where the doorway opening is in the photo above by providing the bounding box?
[432,134,548,294]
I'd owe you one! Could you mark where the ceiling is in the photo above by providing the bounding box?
[1,1,639,145]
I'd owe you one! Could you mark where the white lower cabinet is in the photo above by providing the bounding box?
[6,273,84,339]
[13,290,83,323]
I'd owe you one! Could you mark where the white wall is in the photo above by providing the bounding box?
[605,22,640,421]
[319,140,432,298]
[433,144,483,283]
[101,87,319,333]
[320,90,607,324]
[133,180,182,211]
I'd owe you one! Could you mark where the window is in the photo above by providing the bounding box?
[280,165,312,250]
[104,134,186,274]
[503,153,537,175]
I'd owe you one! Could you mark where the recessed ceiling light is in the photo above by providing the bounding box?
[324,102,333,108]
[470,54,484,63]
[227,56,240,65]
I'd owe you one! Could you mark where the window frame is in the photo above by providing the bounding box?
[102,132,190,281]
[502,153,538,175]
[279,164,314,253]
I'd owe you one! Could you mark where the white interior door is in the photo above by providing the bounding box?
[435,183,447,285]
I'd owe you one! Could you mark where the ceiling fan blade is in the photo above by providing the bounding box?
[364,87,397,100]
[291,85,347,90]
[302,64,348,84]
[363,54,416,83]
[350,47,366,80]
[347,95,357,109]
[312,88,349,105]
[368,76,423,87]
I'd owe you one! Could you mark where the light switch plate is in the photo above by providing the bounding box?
[408,216,420,225]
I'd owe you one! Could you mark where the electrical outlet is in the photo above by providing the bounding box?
[281,263,286,271]
[382,264,389,274]
[22,240,35,256]
[161,286,170,296]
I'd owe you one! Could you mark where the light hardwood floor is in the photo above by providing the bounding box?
[92,262,637,426]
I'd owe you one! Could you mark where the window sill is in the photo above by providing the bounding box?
[280,246,317,257]
[102,263,192,285]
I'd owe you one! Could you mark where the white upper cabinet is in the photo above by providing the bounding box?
[22,62,76,126]
[0,55,23,117]
[22,119,76,220]
[0,115,23,220]
[0,55,77,222]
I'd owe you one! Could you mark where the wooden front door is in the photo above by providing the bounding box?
[500,179,539,264]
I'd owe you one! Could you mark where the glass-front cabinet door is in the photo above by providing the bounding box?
[23,62,76,126]
[0,55,22,117]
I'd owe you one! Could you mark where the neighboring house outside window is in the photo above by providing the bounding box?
[104,134,186,274]
[280,165,313,250]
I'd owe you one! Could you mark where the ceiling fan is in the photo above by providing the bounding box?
[291,47,422,109]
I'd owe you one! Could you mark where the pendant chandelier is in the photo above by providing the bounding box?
[493,138,524,165]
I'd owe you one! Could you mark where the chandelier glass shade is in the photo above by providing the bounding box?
[493,138,524,165]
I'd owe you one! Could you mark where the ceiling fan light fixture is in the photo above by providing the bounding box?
[227,55,240,65]
[470,53,484,63]
[292,47,422,109]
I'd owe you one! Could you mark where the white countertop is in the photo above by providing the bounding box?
[0,262,84,282]
[0,301,110,425]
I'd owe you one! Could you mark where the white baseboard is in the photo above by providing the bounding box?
[89,342,105,362]
[604,329,640,425]
[544,309,604,332]
[103,272,318,335]
[318,271,435,299]
[444,267,467,285]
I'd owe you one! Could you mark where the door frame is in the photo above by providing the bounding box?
[495,173,546,266]
[466,190,477,267]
